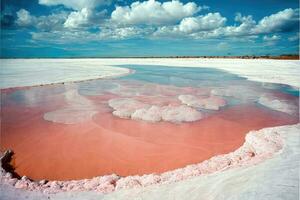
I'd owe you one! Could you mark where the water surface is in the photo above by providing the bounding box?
[1,65,298,180]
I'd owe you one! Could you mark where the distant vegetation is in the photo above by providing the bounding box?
[98,55,299,60]
[2,54,299,60]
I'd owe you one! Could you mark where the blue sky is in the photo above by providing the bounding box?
[1,0,299,57]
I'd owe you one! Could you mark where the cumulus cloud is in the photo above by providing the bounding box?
[262,35,281,46]
[100,27,154,39]
[64,8,92,28]
[263,35,281,42]
[153,12,226,38]
[39,0,109,29]
[16,9,35,26]
[15,3,300,43]
[39,0,109,10]
[222,13,256,37]
[36,12,68,31]
[178,13,226,33]
[16,8,69,31]
[154,8,299,40]
[16,7,104,30]
[220,9,299,37]
[111,0,202,25]
[254,8,299,34]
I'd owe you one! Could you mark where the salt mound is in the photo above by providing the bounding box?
[178,95,226,110]
[258,95,297,115]
[108,98,203,123]
[132,106,162,122]
[108,98,149,118]
[161,105,203,123]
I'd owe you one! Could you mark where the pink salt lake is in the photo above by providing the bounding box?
[1,66,298,181]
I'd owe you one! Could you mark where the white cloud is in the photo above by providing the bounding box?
[263,35,281,42]
[262,35,281,46]
[178,13,226,33]
[222,14,256,37]
[16,9,68,31]
[64,8,92,28]
[39,0,109,10]
[16,5,299,44]
[36,12,68,31]
[111,0,202,25]
[16,9,36,26]
[100,27,154,39]
[153,12,226,38]
[255,8,299,34]
[190,9,299,39]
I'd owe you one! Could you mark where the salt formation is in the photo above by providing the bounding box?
[108,98,203,123]
[131,106,162,122]
[258,95,297,115]
[210,88,234,97]
[44,85,98,124]
[108,98,149,119]
[178,95,226,110]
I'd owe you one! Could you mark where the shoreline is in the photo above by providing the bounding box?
[0,69,135,91]
[1,58,299,89]
[1,123,297,195]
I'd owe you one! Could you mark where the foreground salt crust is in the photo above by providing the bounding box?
[1,123,298,198]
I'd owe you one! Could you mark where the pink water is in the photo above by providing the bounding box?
[0,66,298,181]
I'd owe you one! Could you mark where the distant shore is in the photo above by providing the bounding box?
[0,55,299,60]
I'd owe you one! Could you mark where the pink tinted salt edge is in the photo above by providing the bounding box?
[1,123,295,194]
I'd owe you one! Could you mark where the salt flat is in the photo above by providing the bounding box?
[0,59,130,89]
[1,58,299,89]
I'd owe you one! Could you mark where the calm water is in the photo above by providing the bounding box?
[1,65,298,180]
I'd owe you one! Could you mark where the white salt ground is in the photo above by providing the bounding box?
[1,58,299,88]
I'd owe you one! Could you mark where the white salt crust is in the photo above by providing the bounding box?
[1,58,299,88]
[0,59,131,89]
[258,94,298,115]
[108,98,203,123]
[178,94,226,110]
